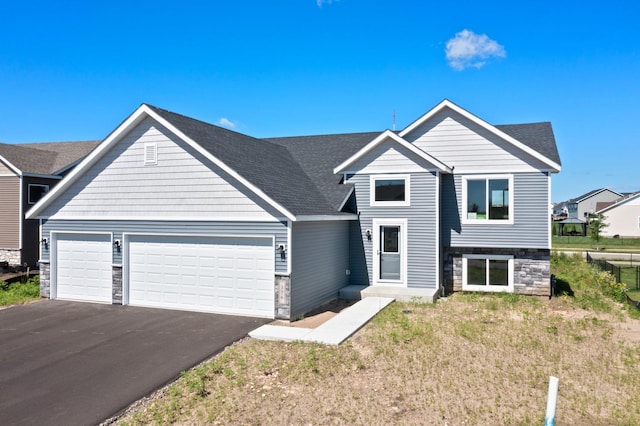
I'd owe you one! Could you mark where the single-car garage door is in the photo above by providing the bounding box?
[55,233,113,303]
[127,235,275,317]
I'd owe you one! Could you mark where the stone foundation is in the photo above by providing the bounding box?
[443,247,551,297]
[0,249,21,267]
[39,261,51,298]
[112,265,123,304]
[274,274,291,319]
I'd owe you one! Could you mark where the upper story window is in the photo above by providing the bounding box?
[28,184,50,204]
[463,175,513,224]
[370,174,410,207]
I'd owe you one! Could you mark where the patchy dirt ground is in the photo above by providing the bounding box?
[113,294,640,425]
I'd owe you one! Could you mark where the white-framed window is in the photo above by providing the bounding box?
[637,216,640,229]
[370,174,410,207]
[144,143,158,165]
[462,175,513,224]
[462,254,514,292]
[28,184,49,204]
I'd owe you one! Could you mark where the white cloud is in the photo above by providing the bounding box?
[317,0,338,7]
[445,29,506,71]
[218,117,236,129]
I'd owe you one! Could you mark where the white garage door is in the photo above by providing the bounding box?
[127,235,274,317]
[55,234,113,303]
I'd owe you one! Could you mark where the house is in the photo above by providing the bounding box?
[565,188,622,220]
[0,141,99,268]
[26,100,561,319]
[595,192,640,238]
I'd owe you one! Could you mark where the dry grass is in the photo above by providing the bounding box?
[117,289,640,425]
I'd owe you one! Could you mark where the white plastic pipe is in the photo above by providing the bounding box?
[544,376,559,426]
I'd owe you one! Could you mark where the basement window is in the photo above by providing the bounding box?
[462,254,514,293]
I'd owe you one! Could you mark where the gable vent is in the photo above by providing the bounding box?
[144,143,158,165]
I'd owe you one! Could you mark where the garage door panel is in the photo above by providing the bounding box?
[128,235,274,317]
[56,234,112,303]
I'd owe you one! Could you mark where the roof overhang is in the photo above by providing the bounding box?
[27,104,297,221]
[399,99,562,173]
[0,155,22,176]
[333,130,452,174]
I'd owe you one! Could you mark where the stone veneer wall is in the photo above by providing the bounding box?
[39,261,51,298]
[0,249,21,266]
[274,274,291,319]
[112,266,123,304]
[443,247,551,297]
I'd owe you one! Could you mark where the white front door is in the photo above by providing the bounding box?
[372,219,407,286]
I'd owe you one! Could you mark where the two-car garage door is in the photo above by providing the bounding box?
[127,235,274,317]
[54,233,275,317]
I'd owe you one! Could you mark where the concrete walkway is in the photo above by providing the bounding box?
[249,297,394,345]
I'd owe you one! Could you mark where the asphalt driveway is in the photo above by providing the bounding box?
[0,300,269,425]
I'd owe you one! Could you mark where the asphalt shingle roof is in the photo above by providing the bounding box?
[145,105,563,217]
[496,122,561,166]
[147,105,340,216]
[0,141,100,175]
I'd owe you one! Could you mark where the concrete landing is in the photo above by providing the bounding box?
[249,297,394,345]
[340,285,440,303]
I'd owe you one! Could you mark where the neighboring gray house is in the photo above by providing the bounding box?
[27,100,561,319]
[595,192,640,238]
[0,141,99,268]
[565,188,622,220]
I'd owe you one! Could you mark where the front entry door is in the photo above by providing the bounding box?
[373,219,407,285]
[380,226,401,280]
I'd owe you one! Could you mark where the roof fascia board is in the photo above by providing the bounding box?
[142,106,296,221]
[22,173,62,179]
[577,188,623,203]
[295,214,358,221]
[333,130,452,174]
[399,99,561,173]
[0,155,22,176]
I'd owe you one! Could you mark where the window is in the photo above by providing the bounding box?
[28,184,49,204]
[463,175,512,223]
[462,254,514,292]
[370,175,410,206]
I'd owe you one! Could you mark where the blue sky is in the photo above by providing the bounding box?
[1,1,638,202]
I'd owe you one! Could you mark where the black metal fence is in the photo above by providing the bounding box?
[586,252,640,290]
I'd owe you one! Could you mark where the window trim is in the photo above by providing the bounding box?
[461,174,514,224]
[28,184,50,205]
[462,254,514,293]
[370,174,410,207]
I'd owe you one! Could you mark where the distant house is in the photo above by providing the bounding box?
[565,188,623,220]
[26,100,561,319]
[0,141,99,268]
[596,192,640,238]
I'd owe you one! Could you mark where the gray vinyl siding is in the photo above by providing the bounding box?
[404,108,550,173]
[0,176,20,248]
[40,219,289,274]
[41,117,281,221]
[348,220,369,285]
[441,172,549,248]
[347,172,438,289]
[290,221,350,318]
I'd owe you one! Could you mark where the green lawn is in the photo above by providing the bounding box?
[552,235,640,252]
[0,276,41,306]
